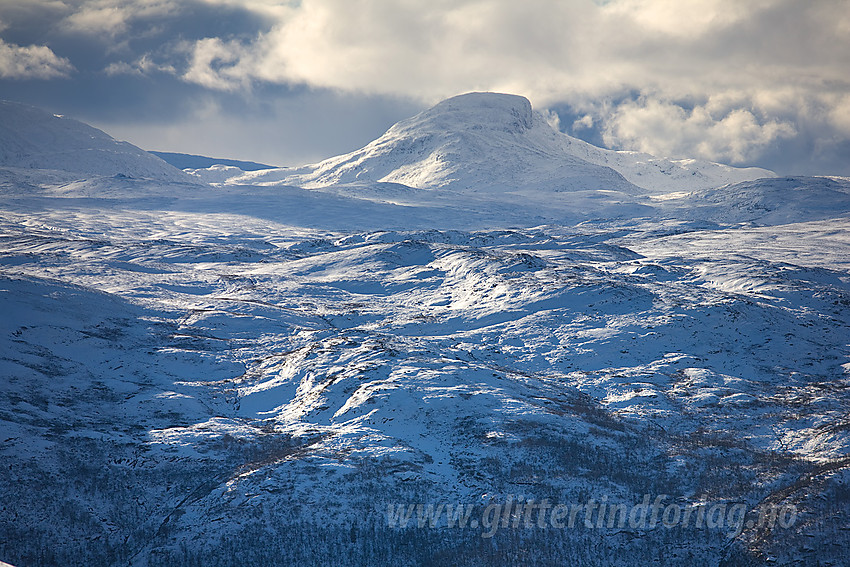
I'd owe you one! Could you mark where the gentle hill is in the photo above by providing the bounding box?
[0,100,192,182]
[682,175,850,224]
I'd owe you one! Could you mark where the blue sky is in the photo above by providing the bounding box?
[1,0,848,174]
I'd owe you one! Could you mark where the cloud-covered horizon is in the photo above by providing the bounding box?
[1,0,848,173]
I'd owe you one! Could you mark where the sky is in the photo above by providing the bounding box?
[0,0,848,174]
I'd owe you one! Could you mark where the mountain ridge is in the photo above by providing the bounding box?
[202,92,775,194]
[1,93,850,567]
[0,100,194,183]
[150,151,278,171]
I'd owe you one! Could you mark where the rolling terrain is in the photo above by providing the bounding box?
[1,94,849,566]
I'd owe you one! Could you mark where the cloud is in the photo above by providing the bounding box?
[104,53,175,76]
[94,89,422,166]
[602,98,796,164]
[161,0,850,166]
[172,0,847,101]
[181,37,252,90]
[572,114,595,131]
[0,39,74,79]
[828,95,850,135]
[62,0,181,38]
[2,0,848,172]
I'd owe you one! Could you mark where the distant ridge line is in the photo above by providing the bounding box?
[150,151,279,171]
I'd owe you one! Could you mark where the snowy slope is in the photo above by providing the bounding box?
[0,100,194,183]
[678,175,850,225]
[544,131,776,194]
[202,92,773,194]
[1,195,848,565]
[1,98,849,567]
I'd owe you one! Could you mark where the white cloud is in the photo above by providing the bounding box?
[181,37,251,91]
[62,0,180,37]
[599,0,775,39]
[160,0,850,163]
[104,53,175,76]
[172,0,847,101]
[542,109,561,131]
[219,0,602,100]
[572,115,594,131]
[13,0,847,168]
[602,98,796,164]
[0,39,74,79]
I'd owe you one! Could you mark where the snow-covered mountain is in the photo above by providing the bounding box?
[1,95,849,567]
[186,93,850,228]
[679,175,850,225]
[150,151,277,171]
[0,100,194,183]
[199,92,773,194]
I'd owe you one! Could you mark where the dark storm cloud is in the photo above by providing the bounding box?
[0,1,424,165]
[0,0,271,117]
[94,87,422,166]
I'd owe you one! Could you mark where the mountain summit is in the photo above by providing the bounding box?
[3,94,850,567]
[245,92,638,194]
[225,92,773,194]
[403,92,535,135]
